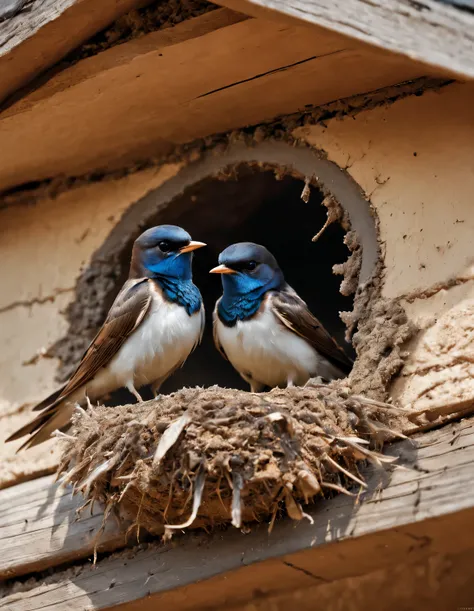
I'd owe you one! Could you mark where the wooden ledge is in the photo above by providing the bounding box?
[1,417,474,609]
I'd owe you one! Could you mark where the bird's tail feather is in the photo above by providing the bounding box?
[6,384,70,444]
[6,411,51,443]
[14,403,75,452]
[32,385,67,411]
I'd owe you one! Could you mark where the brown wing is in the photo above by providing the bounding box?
[6,279,152,446]
[56,278,152,401]
[271,288,353,373]
[212,299,228,361]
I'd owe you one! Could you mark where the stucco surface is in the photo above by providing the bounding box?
[294,83,474,301]
[295,82,474,412]
[393,279,474,413]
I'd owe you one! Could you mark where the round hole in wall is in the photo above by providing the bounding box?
[55,142,379,403]
[153,165,354,394]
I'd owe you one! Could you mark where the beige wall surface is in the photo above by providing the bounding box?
[295,82,474,414]
[0,82,473,487]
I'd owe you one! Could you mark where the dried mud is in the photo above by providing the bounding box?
[59,384,407,538]
[67,0,218,64]
[347,275,416,401]
[333,230,362,299]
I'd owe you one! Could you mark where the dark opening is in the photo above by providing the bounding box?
[105,165,355,403]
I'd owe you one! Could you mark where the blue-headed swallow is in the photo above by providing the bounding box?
[211,242,352,392]
[8,225,206,450]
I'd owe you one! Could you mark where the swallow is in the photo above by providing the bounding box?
[210,242,352,392]
[7,225,206,450]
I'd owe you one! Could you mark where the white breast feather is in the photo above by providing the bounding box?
[216,299,321,388]
[87,288,203,396]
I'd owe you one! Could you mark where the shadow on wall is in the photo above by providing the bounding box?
[100,165,355,404]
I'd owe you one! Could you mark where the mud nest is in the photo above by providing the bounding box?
[58,383,408,538]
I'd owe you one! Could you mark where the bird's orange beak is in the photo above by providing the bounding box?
[179,241,206,253]
[209,264,236,274]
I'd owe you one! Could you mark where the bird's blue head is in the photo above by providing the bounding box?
[130,225,206,280]
[210,242,285,324]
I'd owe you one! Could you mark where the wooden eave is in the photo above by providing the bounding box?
[214,0,474,80]
[0,0,472,193]
[0,0,153,107]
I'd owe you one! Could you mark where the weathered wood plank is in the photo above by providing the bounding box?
[211,546,474,611]
[0,474,129,580]
[0,9,430,192]
[4,510,474,611]
[213,0,474,79]
[1,417,474,610]
[2,7,249,115]
[0,0,150,106]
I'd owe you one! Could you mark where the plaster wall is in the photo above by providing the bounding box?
[294,82,474,414]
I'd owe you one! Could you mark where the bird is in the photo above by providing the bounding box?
[7,225,206,451]
[210,242,352,393]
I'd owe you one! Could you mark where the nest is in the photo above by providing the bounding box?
[58,383,407,541]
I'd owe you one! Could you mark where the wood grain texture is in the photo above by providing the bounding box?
[0,474,129,581]
[0,0,150,105]
[0,9,430,192]
[220,546,474,611]
[213,0,474,79]
[1,417,474,610]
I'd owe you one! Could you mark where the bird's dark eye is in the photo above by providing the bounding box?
[158,240,171,253]
[246,260,257,271]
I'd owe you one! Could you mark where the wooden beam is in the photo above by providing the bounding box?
[0,9,431,192]
[212,0,474,80]
[1,418,474,610]
[0,474,129,581]
[210,544,474,611]
[0,0,151,106]
[2,8,248,115]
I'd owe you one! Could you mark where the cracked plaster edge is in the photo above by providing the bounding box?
[113,140,379,282]
[0,287,75,315]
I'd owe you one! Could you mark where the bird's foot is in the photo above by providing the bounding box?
[151,381,163,398]
[84,394,98,414]
[127,383,143,403]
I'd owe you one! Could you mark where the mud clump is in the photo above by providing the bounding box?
[59,384,406,539]
[346,277,416,401]
[333,230,362,298]
[68,0,218,63]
